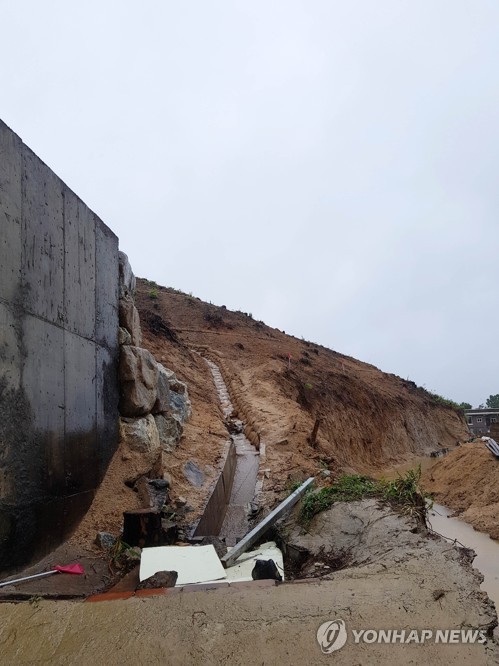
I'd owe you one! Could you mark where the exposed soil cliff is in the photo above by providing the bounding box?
[135,279,468,509]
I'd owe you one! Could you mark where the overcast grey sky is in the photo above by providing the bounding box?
[1,1,498,406]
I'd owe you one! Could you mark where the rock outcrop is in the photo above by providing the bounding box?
[120,415,161,453]
[154,413,184,452]
[117,253,190,466]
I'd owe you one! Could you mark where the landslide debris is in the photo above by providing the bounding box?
[277,496,498,651]
[134,278,469,510]
[423,441,499,539]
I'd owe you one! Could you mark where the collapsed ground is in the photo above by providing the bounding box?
[423,441,499,539]
[54,278,492,580]
[2,276,497,661]
[1,494,498,664]
[129,277,468,524]
[68,277,469,549]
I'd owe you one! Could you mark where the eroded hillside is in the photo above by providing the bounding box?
[423,441,499,539]
[135,279,468,508]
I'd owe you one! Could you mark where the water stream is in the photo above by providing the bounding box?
[380,456,499,622]
[203,358,259,546]
[428,503,499,612]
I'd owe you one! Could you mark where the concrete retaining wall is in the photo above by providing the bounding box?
[192,347,268,536]
[0,121,120,571]
[193,441,237,537]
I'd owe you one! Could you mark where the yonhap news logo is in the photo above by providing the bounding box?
[316,620,487,653]
[317,620,348,654]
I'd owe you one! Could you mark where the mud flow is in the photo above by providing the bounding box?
[429,503,499,615]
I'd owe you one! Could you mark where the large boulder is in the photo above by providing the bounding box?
[153,365,192,422]
[119,346,159,416]
[118,251,136,299]
[120,415,160,453]
[134,476,170,511]
[119,297,142,347]
[168,376,192,423]
[154,413,183,452]
[152,364,171,414]
[118,326,132,346]
[183,461,205,487]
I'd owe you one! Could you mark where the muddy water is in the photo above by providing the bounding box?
[203,358,259,546]
[381,457,499,622]
[428,503,499,611]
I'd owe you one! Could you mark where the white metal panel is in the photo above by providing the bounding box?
[139,545,227,585]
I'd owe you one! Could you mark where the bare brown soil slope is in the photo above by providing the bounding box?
[423,442,499,539]
[135,279,467,506]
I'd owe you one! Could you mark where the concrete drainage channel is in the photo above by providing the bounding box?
[193,356,260,546]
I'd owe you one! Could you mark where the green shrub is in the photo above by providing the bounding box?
[300,467,430,525]
[422,389,465,411]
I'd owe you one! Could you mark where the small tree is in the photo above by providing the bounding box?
[486,394,499,408]
[459,402,472,410]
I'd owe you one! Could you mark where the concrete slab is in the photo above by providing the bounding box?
[95,217,119,349]
[95,344,120,475]
[64,332,98,493]
[21,145,64,325]
[0,301,21,391]
[22,314,65,495]
[0,573,496,664]
[64,189,95,340]
[64,331,96,435]
[0,122,121,571]
[0,121,22,303]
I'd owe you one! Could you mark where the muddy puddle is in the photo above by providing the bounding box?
[203,357,259,546]
[428,503,499,611]
[381,456,499,625]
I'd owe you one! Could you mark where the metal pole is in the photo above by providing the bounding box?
[221,476,314,568]
[0,570,57,588]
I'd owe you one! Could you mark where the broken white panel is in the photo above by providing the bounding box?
[181,542,285,587]
[484,438,499,458]
[199,541,283,585]
[139,545,227,585]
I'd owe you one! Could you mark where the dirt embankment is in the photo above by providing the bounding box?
[135,279,468,508]
[423,442,499,539]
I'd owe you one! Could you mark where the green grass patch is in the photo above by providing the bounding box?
[300,467,430,525]
[421,389,470,412]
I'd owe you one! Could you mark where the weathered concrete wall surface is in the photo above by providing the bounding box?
[193,441,237,537]
[0,120,119,571]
